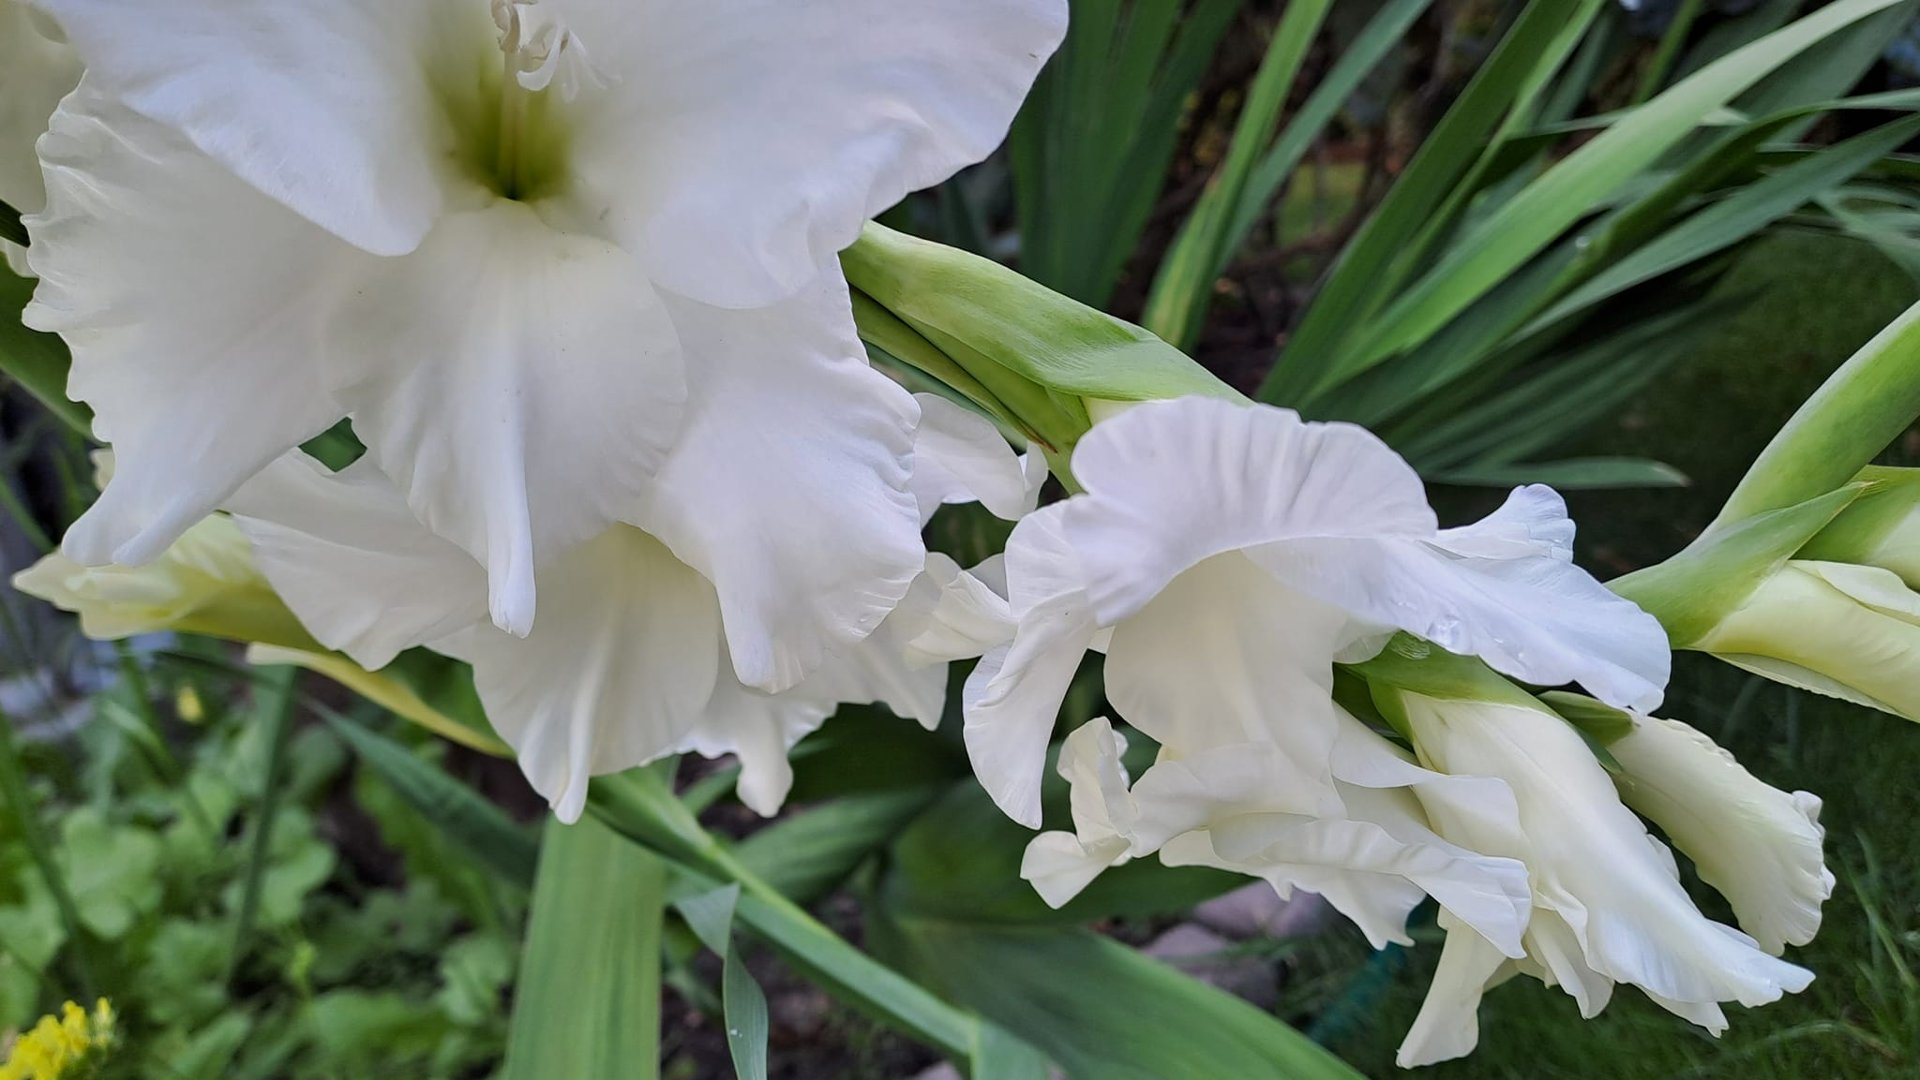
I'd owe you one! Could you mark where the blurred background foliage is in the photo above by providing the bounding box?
[3,0,1920,1076]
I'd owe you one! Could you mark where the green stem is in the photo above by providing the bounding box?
[226,664,299,986]
[0,703,92,997]
[1713,297,1920,529]
[588,770,979,1062]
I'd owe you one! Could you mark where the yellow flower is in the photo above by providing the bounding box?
[0,999,114,1080]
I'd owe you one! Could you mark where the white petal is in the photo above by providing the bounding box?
[330,200,685,637]
[26,85,358,566]
[908,394,1038,524]
[1609,713,1833,954]
[227,454,487,670]
[1279,534,1672,710]
[1101,554,1349,804]
[37,0,486,254]
[1197,787,1530,955]
[1063,397,1434,626]
[0,2,80,220]
[962,592,1098,828]
[553,0,1066,307]
[638,270,922,693]
[1396,919,1511,1068]
[437,528,722,823]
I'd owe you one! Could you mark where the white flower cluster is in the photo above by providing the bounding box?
[3,0,1832,1066]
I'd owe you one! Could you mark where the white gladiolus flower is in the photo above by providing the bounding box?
[1607,710,1833,955]
[25,0,1065,692]
[963,396,1671,828]
[0,0,80,276]
[228,395,1037,822]
[1393,690,1814,1068]
[1022,711,1533,961]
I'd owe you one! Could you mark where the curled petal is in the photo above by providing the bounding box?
[1610,713,1833,954]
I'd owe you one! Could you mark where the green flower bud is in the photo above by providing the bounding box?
[840,223,1240,476]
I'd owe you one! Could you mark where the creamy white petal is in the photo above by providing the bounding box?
[553,0,1067,307]
[1404,695,1813,1011]
[435,528,722,823]
[36,0,486,254]
[1396,915,1512,1068]
[12,513,264,641]
[1020,718,1134,908]
[638,271,923,693]
[908,393,1039,524]
[1609,712,1833,954]
[26,85,359,566]
[1702,561,1920,720]
[806,615,949,732]
[0,2,80,222]
[227,453,486,670]
[330,200,685,637]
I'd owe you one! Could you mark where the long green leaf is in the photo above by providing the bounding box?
[504,816,665,1080]
[587,770,980,1063]
[1140,0,1336,347]
[678,884,771,1080]
[1262,0,1600,403]
[733,789,937,906]
[1523,111,1920,335]
[1435,456,1689,490]
[1321,0,1910,391]
[876,918,1361,1080]
[316,706,538,888]
[1012,0,1242,307]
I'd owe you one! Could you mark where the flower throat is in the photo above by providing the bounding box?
[484,0,602,200]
